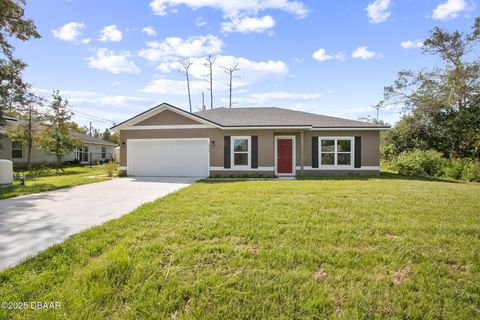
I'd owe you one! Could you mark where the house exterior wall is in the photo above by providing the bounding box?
[134,109,201,126]
[0,136,114,166]
[0,136,57,165]
[119,128,381,176]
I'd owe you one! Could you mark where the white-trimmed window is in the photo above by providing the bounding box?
[11,141,23,159]
[319,137,353,167]
[101,147,106,159]
[231,136,251,168]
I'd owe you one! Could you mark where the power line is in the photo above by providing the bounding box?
[33,94,116,124]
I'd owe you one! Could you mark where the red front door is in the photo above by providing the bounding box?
[277,139,293,174]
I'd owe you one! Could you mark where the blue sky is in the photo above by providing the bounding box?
[13,0,478,130]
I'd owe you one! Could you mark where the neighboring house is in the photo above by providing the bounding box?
[0,118,115,166]
[111,103,390,177]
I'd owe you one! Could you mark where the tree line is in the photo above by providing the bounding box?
[376,18,480,166]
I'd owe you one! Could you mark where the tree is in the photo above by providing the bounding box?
[0,0,40,126]
[102,128,112,142]
[38,91,81,171]
[203,54,216,109]
[5,92,43,170]
[178,59,193,112]
[221,61,240,109]
[378,18,480,159]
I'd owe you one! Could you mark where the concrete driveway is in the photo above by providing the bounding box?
[0,177,196,270]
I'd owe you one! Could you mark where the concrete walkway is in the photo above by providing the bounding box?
[0,177,196,270]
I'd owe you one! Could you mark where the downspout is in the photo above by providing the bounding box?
[300,130,304,175]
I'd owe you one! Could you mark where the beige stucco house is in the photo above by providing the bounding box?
[112,103,389,177]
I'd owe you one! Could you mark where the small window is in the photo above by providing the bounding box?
[12,141,23,159]
[231,136,250,167]
[101,147,106,159]
[319,138,353,166]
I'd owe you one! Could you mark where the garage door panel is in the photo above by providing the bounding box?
[128,139,209,177]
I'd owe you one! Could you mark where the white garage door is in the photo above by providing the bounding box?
[127,139,209,177]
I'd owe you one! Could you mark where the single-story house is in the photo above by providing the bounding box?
[111,103,390,177]
[0,117,115,166]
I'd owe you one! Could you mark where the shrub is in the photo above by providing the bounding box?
[444,158,469,180]
[462,160,480,182]
[395,150,446,177]
[28,165,54,178]
[104,160,119,177]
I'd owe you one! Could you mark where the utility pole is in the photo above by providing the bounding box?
[202,92,206,111]
[89,121,92,136]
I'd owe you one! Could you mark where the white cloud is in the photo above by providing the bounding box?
[149,0,309,18]
[157,55,288,83]
[351,46,377,60]
[400,40,424,49]
[142,26,157,36]
[138,35,223,62]
[221,15,275,33]
[33,88,152,107]
[365,0,391,24]
[86,49,140,74]
[195,17,207,26]
[142,79,206,95]
[432,0,470,20]
[312,49,345,62]
[312,48,333,61]
[52,22,89,44]
[145,55,289,95]
[98,25,123,42]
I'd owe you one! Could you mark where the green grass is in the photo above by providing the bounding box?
[1,175,479,319]
[0,165,111,199]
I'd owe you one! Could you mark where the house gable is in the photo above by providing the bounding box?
[134,109,202,126]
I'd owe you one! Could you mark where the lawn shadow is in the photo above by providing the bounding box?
[201,172,462,184]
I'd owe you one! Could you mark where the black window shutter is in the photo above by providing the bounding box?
[312,136,319,168]
[354,136,361,168]
[251,136,258,168]
[224,136,231,168]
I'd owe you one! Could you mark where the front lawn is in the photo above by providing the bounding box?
[0,165,111,199]
[0,175,479,319]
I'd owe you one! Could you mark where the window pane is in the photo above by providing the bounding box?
[12,150,22,158]
[12,141,22,149]
[233,139,248,152]
[321,140,335,152]
[337,153,351,165]
[337,140,351,152]
[234,153,248,166]
[321,153,334,165]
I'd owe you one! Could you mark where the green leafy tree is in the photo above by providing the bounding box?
[102,128,111,142]
[38,91,81,171]
[5,93,43,170]
[0,0,40,126]
[379,18,480,159]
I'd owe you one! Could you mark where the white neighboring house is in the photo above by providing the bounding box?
[0,117,115,166]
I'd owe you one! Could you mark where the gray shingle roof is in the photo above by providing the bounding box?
[195,107,389,128]
[1,118,114,145]
[71,131,115,146]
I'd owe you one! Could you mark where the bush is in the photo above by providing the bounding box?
[444,158,469,180]
[395,150,446,177]
[462,160,480,182]
[104,160,119,177]
[28,165,54,178]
